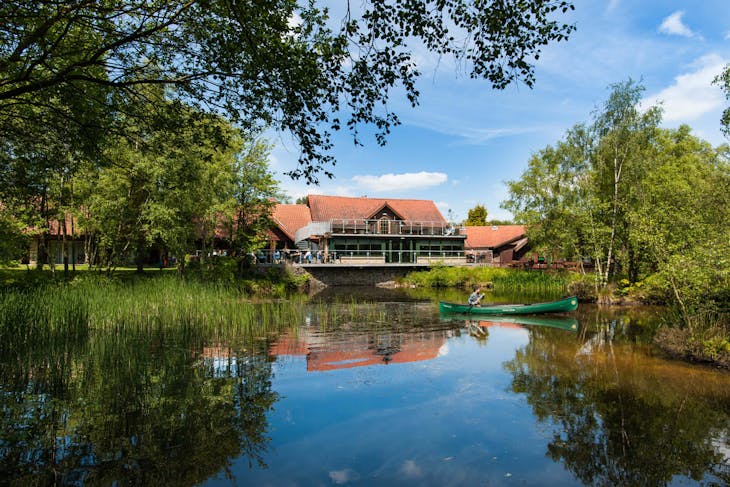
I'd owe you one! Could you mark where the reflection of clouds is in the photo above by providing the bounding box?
[329,469,360,484]
[437,343,449,357]
[400,460,423,478]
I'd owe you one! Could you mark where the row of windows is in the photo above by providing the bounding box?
[331,240,463,254]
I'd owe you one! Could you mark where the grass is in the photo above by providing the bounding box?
[654,310,730,369]
[399,265,573,295]
[0,274,310,351]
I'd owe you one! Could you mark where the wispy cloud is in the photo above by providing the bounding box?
[658,11,695,37]
[352,171,448,192]
[641,54,726,122]
[406,116,545,145]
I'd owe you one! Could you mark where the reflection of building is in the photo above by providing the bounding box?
[270,328,447,372]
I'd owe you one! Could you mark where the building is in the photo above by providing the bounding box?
[462,225,529,266]
[27,213,86,266]
[273,195,466,264]
[269,203,312,250]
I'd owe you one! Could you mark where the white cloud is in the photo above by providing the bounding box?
[607,0,620,13]
[641,54,727,122]
[329,469,359,484]
[352,171,448,192]
[658,11,695,37]
[400,460,423,478]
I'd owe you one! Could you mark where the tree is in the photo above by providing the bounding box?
[630,126,730,318]
[503,124,597,267]
[231,140,284,256]
[82,97,243,271]
[465,204,488,226]
[715,64,730,137]
[504,81,661,287]
[591,80,661,285]
[0,0,575,183]
[0,210,27,265]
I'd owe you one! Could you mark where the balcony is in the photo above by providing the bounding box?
[294,219,463,244]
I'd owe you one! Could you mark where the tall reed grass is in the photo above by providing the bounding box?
[0,276,309,345]
[400,266,571,295]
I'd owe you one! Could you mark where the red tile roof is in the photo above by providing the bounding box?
[307,195,446,223]
[464,225,526,249]
[272,204,312,240]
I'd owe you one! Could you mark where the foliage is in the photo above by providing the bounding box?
[78,98,244,270]
[0,209,28,265]
[502,80,730,327]
[654,311,730,368]
[504,80,662,289]
[715,63,730,138]
[465,204,488,226]
[487,219,514,225]
[566,273,598,302]
[0,0,575,183]
[230,140,283,254]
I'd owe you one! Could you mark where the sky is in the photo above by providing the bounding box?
[269,0,730,222]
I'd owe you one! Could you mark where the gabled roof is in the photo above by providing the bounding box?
[272,204,312,241]
[307,195,446,223]
[464,225,526,249]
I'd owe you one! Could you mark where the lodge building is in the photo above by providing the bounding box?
[271,195,467,264]
[270,195,530,267]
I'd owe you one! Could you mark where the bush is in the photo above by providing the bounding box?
[654,311,730,369]
[564,273,596,302]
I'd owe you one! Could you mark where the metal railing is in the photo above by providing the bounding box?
[294,218,463,244]
[240,248,468,265]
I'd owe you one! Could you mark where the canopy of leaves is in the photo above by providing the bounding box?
[715,64,730,138]
[0,0,575,183]
[465,204,488,226]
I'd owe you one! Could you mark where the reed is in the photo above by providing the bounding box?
[0,276,311,343]
[400,266,571,294]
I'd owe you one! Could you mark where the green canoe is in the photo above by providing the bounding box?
[441,313,578,331]
[439,296,578,315]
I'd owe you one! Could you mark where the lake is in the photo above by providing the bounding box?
[1,288,728,486]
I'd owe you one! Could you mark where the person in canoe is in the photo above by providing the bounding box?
[468,285,485,307]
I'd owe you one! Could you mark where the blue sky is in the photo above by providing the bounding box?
[270,1,730,222]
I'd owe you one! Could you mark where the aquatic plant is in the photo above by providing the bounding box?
[400,266,571,294]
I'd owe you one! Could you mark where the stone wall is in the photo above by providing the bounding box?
[294,264,421,287]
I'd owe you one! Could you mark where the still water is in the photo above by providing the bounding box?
[1,288,728,486]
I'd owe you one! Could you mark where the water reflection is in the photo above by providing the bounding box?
[271,318,449,372]
[1,297,728,486]
[504,310,730,486]
[0,325,279,485]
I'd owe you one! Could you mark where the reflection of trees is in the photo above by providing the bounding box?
[505,322,730,486]
[0,324,279,486]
